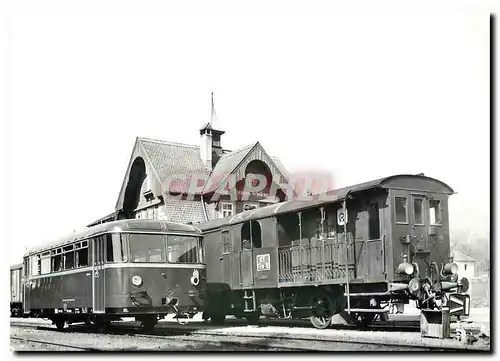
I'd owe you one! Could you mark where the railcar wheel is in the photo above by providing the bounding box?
[309,293,334,329]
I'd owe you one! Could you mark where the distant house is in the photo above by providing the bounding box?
[453,250,476,279]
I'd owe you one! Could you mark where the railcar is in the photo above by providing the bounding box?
[21,219,205,331]
[10,264,23,317]
[199,174,470,329]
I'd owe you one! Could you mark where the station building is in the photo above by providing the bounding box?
[88,99,292,226]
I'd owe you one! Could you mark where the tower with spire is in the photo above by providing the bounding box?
[200,92,225,169]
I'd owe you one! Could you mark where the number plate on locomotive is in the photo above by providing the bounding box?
[256,254,271,271]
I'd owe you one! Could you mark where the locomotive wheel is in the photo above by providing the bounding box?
[55,319,65,331]
[211,313,226,325]
[245,311,260,324]
[309,292,334,329]
[140,316,158,332]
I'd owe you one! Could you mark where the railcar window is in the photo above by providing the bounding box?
[76,241,89,267]
[63,245,75,270]
[222,231,230,254]
[30,255,40,276]
[395,197,408,223]
[129,234,166,263]
[414,198,424,225]
[167,235,200,263]
[429,199,442,225]
[52,249,63,272]
[41,252,51,274]
[105,234,128,262]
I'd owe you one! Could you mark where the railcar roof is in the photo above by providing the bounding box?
[24,219,202,257]
[10,263,23,270]
[198,173,454,231]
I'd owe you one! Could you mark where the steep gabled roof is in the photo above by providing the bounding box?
[453,251,477,263]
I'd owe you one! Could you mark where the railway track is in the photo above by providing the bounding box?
[10,336,102,351]
[10,319,488,351]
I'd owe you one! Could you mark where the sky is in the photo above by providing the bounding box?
[4,2,491,263]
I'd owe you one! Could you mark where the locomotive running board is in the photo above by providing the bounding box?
[344,308,389,313]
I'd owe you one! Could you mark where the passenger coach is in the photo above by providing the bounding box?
[199,174,470,329]
[22,219,205,331]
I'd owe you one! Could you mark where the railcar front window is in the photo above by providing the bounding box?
[129,234,166,263]
[106,234,128,263]
[414,198,424,225]
[167,235,200,263]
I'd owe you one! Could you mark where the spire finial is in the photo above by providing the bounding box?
[211,91,218,124]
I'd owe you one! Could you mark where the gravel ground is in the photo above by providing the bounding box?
[10,324,433,352]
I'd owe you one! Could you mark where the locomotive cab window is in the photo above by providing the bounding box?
[395,197,408,224]
[222,230,231,254]
[167,235,201,263]
[429,199,442,225]
[241,221,262,250]
[129,234,164,263]
[413,198,424,225]
[368,203,380,239]
[105,234,127,263]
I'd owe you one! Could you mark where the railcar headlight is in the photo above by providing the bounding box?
[132,275,143,287]
[408,278,420,295]
[443,262,459,276]
[397,262,414,275]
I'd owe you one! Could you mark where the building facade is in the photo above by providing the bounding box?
[88,101,291,227]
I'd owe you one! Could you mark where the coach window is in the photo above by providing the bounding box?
[41,252,51,274]
[106,234,128,263]
[222,230,231,254]
[413,198,424,225]
[429,199,442,225]
[395,197,408,224]
[76,241,89,267]
[241,221,262,249]
[63,245,75,270]
[52,249,63,272]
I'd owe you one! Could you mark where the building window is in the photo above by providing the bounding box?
[395,197,408,223]
[221,202,234,218]
[413,198,424,225]
[222,231,231,254]
[429,199,442,225]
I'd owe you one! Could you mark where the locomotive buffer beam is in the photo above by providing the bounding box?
[343,292,391,297]
[345,308,389,313]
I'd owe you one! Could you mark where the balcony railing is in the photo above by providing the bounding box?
[278,237,356,284]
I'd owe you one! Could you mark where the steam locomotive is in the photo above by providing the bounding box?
[199,174,470,329]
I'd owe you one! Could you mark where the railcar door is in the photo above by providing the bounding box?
[92,236,105,313]
[23,258,30,314]
[220,229,232,286]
